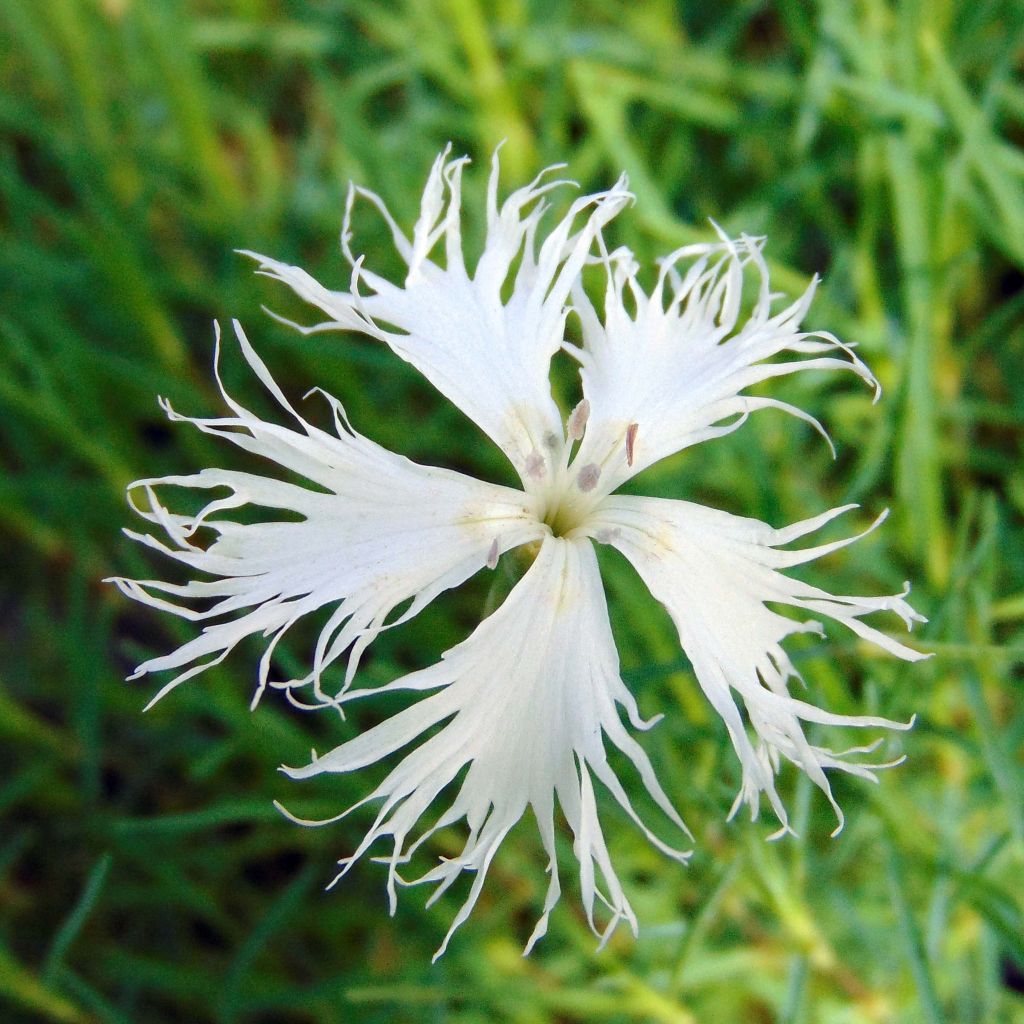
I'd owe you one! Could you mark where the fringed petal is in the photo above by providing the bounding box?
[108,320,544,709]
[242,146,631,493]
[281,535,690,958]
[585,495,927,836]
[563,232,878,503]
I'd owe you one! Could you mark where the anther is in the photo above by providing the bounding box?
[567,399,591,441]
[625,422,639,467]
[525,451,546,479]
[577,463,601,493]
[486,537,500,570]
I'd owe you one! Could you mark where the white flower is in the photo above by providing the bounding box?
[112,147,927,959]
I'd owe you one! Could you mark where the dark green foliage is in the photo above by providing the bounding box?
[0,0,1022,1020]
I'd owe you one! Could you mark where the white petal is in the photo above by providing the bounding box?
[585,495,927,835]
[564,233,879,499]
[242,147,631,492]
[108,321,544,709]
[281,535,690,958]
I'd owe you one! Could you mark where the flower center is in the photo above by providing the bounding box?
[543,499,581,538]
[541,464,604,537]
[527,403,642,538]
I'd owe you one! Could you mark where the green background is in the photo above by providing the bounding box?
[2,1,1022,1021]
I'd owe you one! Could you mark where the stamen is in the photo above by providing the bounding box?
[486,537,500,570]
[567,399,591,441]
[525,452,546,480]
[543,431,561,451]
[625,422,639,467]
[577,463,601,493]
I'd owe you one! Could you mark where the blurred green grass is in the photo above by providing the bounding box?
[1,0,1022,1021]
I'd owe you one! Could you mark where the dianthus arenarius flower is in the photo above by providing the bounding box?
[111,148,927,958]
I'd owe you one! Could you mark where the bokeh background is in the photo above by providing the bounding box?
[2,1,1023,1021]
